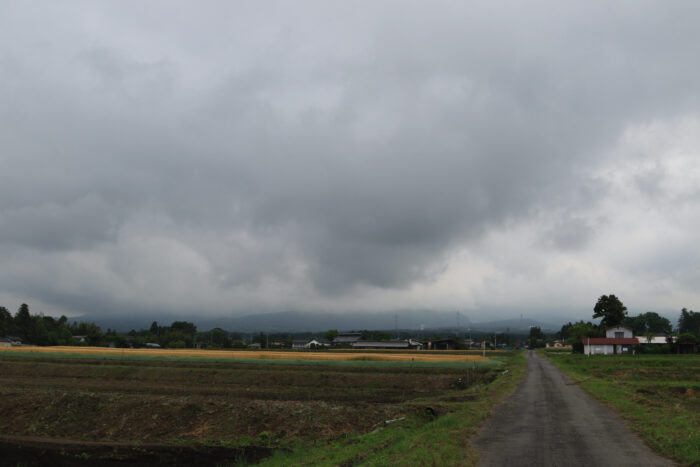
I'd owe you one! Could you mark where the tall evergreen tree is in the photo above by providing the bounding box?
[0,306,12,336]
[14,303,32,341]
[678,308,700,337]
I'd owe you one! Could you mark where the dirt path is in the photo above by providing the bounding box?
[472,350,674,467]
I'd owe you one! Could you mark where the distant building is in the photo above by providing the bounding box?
[270,340,291,348]
[637,335,672,345]
[332,333,362,345]
[464,339,481,350]
[4,336,22,346]
[306,338,332,348]
[350,339,423,350]
[292,338,332,349]
[582,326,638,355]
[428,339,458,350]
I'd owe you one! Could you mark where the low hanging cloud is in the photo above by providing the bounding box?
[1,1,699,321]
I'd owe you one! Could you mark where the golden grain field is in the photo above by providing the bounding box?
[1,345,489,362]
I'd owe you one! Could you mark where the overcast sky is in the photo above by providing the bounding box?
[1,1,699,324]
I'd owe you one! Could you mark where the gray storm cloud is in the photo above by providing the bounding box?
[1,1,699,320]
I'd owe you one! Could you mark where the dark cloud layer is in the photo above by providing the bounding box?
[1,1,699,320]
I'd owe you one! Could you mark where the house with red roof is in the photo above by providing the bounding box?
[582,326,638,355]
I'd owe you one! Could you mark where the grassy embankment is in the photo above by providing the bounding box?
[0,347,525,466]
[542,351,699,466]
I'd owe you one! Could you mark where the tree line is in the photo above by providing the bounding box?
[0,303,102,346]
[0,303,206,348]
[3,297,699,350]
[554,294,700,353]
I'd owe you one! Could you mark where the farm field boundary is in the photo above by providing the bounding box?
[542,351,700,466]
[0,346,497,368]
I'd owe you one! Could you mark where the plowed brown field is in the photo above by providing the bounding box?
[0,349,504,465]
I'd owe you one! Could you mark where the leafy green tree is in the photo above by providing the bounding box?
[229,339,248,349]
[529,326,546,348]
[623,312,672,335]
[149,321,159,336]
[678,308,700,337]
[324,329,339,341]
[560,321,604,353]
[253,332,268,348]
[170,321,197,337]
[70,321,104,346]
[211,328,231,347]
[196,328,232,348]
[103,329,128,348]
[51,326,74,346]
[160,329,192,348]
[27,316,50,346]
[361,330,392,341]
[593,294,628,328]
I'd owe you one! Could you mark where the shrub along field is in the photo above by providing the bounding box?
[543,352,700,466]
[0,349,525,465]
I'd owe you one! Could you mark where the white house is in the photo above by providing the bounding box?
[305,338,331,348]
[292,338,332,349]
[605,326,633,339]
[582,326,638,355]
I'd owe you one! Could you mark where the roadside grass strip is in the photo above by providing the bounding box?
[543,352,700,467]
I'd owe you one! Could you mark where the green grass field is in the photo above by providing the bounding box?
[543,352,700,466]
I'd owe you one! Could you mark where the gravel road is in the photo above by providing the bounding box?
[472,350,675,467]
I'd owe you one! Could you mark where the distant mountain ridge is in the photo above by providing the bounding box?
[76,309,560,334]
